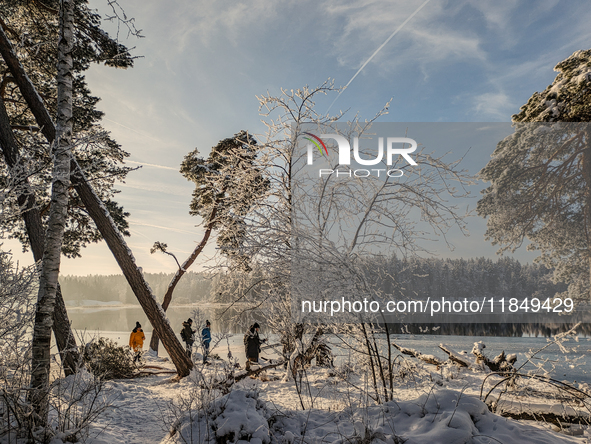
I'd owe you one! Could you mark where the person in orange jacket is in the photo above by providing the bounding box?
[129,321,145,363]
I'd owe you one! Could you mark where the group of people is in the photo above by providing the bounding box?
[127,319,212,363]
[180,318,211,363]
[128,319,267,369]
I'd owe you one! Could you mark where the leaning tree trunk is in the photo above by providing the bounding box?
[584,128,591,301]
[0,95,79,376]
[73,177,193,375]
[29,0,74,426]
[0,14,193,377]
[150,205,218,353]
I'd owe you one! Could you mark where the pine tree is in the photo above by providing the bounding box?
[1,0,193,380]
[0,0,135,376]
[148,130,268,353]
[0,0,133,256]
[477,49,591,299]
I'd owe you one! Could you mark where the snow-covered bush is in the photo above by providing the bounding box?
[167,389,269,444]
[81,337,139,380]
[48,368,112,443]
[163,343,246,443]
[0,252,115,442]
[0,249,37,441]
[267,389,577,444]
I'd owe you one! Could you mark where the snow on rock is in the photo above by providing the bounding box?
[471,341,486,355]
[506,353,517,363]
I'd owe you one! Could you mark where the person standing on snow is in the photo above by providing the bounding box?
[244,322,266,370]
[129,321,145,363]
[181,318,196,357]
[201,320,211,363]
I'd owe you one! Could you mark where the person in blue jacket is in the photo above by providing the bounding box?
[201,320,211,363]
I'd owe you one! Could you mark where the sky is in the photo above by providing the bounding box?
[5,0,591,276]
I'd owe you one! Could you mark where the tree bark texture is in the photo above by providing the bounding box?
[0,15,193,377]
[0,95,79,376]
[584,129,591,301]
[73,177,193,376]
[29,0,74,425]
[149,205,218,353]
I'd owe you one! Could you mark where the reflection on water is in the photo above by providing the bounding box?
[66,306,591,384]
[67,304,260,335]
[67,304,591,338]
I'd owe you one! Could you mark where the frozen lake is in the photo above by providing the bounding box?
[65,304,591,384]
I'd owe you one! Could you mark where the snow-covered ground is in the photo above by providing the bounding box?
[44,332,591,444]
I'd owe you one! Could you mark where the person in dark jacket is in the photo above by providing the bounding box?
[181,318,195,357]
[244,323,266,370]
[201,320,211,363]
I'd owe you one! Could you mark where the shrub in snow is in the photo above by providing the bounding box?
[267,389,578,444]
[0,250,37,441]
[81,337,139,380]
[48,368,112,442]
[169,389,269,444]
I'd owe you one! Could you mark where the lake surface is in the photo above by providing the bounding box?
[388,334,591,385]
[66,303,254,334]
[66,305,591,384]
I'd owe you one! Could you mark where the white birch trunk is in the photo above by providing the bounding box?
[29,0,74,426]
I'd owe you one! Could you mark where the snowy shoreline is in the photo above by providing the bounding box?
[48,329,590,444]
[74,348,590,444]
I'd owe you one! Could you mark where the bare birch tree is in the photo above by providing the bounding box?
[216,81,473,399]
[28,0,75,426]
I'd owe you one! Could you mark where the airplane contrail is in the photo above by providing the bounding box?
[128,219,197,235]
[103,117,164,144]
[126,160,178,171]
[327,0,431,114]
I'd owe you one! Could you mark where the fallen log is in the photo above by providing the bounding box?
[141,365,173,371]
[472,341,516,373]
[497,409,591,427]
[260,342,282,351]
[392,342,443,366]
[439,344,473,367]
[234,361,285,382]
[138,370,177,376]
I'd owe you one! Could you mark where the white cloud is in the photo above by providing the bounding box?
[118,178,192,197]
[163,0,290,50]
[128,220,197,236]
[472,91,515,120]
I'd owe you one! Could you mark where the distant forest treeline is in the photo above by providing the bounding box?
[374,256,566,301]
[60,271,213,305]
[61,256,566,306]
